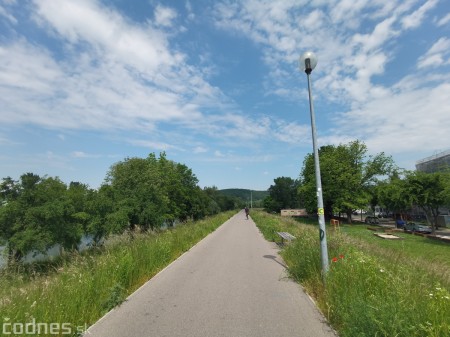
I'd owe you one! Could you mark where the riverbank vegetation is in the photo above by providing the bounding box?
[0,211,235,336]
[0,153,241,264]
[252,210,450,337]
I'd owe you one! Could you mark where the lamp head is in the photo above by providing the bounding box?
[300,51,318,74]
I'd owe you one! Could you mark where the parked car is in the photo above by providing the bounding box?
[378,212,392,218]
[396,219,406,228]
[403,222,432,234]
[365,216,379,224]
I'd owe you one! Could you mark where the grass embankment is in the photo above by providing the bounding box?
[252,210,450,337]
[0,211,236,336]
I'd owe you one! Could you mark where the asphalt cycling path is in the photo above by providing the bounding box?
[86,210,336,337]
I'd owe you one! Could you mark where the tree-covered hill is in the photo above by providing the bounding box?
[218,189,268,203]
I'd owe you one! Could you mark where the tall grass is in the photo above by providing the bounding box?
[252,210,450,337]
[0,211,235,336]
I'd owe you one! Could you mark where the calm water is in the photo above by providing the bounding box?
[0,234,96,269]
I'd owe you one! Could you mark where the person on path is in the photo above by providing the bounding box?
[244,206,250,219]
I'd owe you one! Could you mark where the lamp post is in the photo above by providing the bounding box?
[299,51,329,276]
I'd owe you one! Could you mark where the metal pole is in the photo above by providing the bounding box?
[306,71,330,276]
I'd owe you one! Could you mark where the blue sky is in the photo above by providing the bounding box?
[1,0,449,191]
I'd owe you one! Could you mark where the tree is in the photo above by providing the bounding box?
[105,153,168,230]
[0,176,19,205]
[0,174,83,262]
[104,152,209,230]
[299,140,394,222]
[264,177,300,213]
[405,171,449,234]
[377,171,411,220]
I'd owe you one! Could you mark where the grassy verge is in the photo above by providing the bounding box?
[0,211,236,336]
[251,210,450,337]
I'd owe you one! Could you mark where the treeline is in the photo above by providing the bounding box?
[218,189,269,207]
[264,140,450,233]
[0,153,241,263]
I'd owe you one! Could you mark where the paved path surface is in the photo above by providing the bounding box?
[86,211,336,337]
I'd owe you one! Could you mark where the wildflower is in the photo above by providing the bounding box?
[339,255,344,259]
[379,269,385,273]
[429,293,434,297]
[445,296,449,300]
[332,257,338,262]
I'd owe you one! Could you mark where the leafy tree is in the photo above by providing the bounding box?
[203,186,242,212]
[105,154,168,230]
[405,171,449,234]
[158,155,203,222]
[104,152,209,230]
[264,177,300,213]
[0,176,19,205]
[202,187,222,215]
[0,152,231,264]
[299,140,394,222]
[377,170,411,219]
[0,174,83,262]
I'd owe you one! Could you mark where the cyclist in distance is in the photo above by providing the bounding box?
[244,206,250,219]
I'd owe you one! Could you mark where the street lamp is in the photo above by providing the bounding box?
[299,51,329,276]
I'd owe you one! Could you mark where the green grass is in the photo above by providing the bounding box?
[342,225,450,264]
[252,210,450,337]
[0,211,236,337]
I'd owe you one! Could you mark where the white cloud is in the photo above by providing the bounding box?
[127,139,180,151]
[214,150,225,157]
[211,0,450,161]
[436,12,450,26]
[212,0,443,107]
[401,0,438,30]
[193,146,208,154]
[71,151,101,158]
[0,0,229,134]
[33,0,179,73]
[273,122,311,145]
[417,37,450,69]
[352,16,397,53]
[0,4,17,24]
[154,5,177,27]
[1,0,448,175]
[335,82,450,155]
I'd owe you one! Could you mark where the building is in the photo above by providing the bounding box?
[416,149,450,173]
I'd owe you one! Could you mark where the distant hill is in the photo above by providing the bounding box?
[218,189,269,202]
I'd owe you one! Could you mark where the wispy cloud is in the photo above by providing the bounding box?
[417,37,450,69]
[436,12,450,26]
[127,139,181,152]
[0,0,223,132]
[212,0,450,156]
[154,4,177,27]
[71,151,101,159]
[401,0,438,30]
